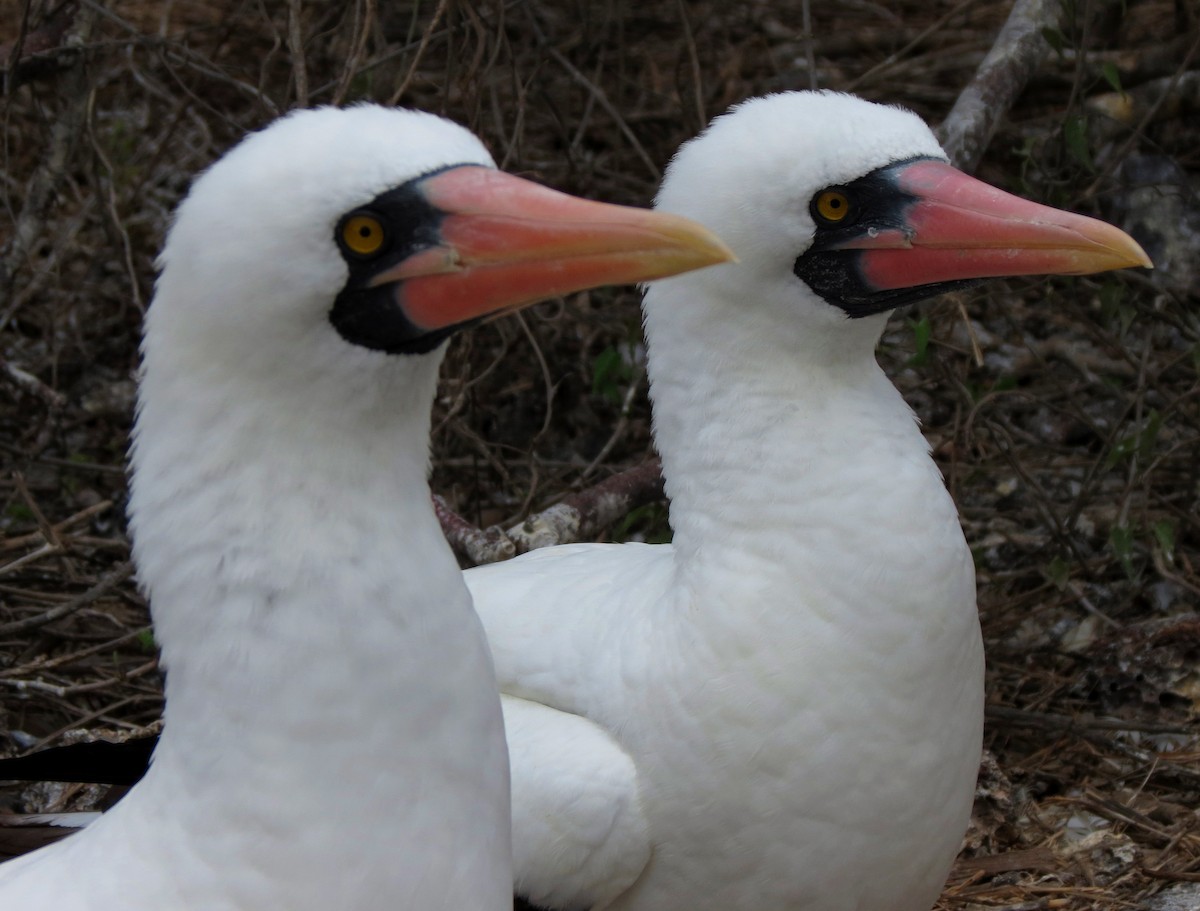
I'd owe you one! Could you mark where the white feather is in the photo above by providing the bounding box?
[468,92,984,911]
[0,106,512,911]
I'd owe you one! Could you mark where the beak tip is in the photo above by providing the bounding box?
[1117,231,1154,271]
[710,240,738,266]
[1116,241,1153,272]
[667,220,737,269]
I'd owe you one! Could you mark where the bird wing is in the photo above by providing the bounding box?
[467,541,674,710]
[466,542,673,909]
[504,695,650,911]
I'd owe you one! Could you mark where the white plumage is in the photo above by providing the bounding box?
[0,105,513,911]
[468,91,1150,911]
[0,91,1145,911]
[0,104,730,910]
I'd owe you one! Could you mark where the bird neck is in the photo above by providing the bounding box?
[129,346,447,664]
[114,343,510,900]
[642,285,967,619]
[94,343,511,907]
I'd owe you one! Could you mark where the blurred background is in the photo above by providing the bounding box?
[1,0,1198,906]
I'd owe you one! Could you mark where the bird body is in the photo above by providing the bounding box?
[1,106,508,911]
[467,91,1150,911]
[481,359,981,911]
[0,104,729,909]
[0,92,1147,911]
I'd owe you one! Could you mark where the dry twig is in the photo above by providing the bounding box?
[937,0,1062,171]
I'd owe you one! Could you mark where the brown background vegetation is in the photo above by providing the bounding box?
[1,0,1199,906]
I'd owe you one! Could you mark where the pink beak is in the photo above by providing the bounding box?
[833,159,1151,290]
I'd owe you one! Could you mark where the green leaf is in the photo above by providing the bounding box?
[1011,136,1039,195]
[591,345,630,404]
[5,502,34,522]
[1108,524,1137,579]
[1099,281,1134,335]
[1101,61,1123,94]
[613,502,671,544]
[1064,115,1094,171]
[1153,520,1176,564]
[907,316,931,366]
[1045,555,1071,590]
[1041,26,1065,54]
[1103,434,1136,470]
[1137,409,1162,461]
[1108,411,1164,470]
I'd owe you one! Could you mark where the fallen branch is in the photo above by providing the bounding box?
[0,1,95,298]
[0,562,133,637]
[1142,865,1200,884]
[937,0,1062,172]
[0,500,112,553]
[988,705,1200,787]
[985,704,1193,736]
[435,458,667,564]
[0,361,68,409]
[431,495,515,565]
[0,657,156,699]
[1,0,81,90]
[517,458,665,551]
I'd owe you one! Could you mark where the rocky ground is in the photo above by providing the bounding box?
[1,0,1198,907]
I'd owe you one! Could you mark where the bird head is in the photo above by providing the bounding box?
[650,91,1149,360]
[145,104,732,409]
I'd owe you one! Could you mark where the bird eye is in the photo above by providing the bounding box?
[341,213,387,257]
[814,190,851,224]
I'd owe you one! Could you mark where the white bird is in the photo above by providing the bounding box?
[0,104,730,910]
[466,92,1151,911]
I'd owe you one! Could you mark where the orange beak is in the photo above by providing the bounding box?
[369,165,733,332]
[838,159,1151,289]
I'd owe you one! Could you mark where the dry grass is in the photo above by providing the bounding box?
[1,0,1198,907]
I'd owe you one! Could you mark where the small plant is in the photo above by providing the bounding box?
[1104,409,1161,470]
[1099,281,1135,336]
[1101,61,1123,94]
[1152,519,1176,564]
[613,502,671,545]
[1108,524,1137,580]
[1044,554,1072,590]
[4,502,35,523]
[907,315,932,367]
[1062,113,1094,172]
[591,344,634,405]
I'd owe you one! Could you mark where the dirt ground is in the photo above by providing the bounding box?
[1,0,1198,907]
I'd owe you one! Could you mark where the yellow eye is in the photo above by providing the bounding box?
[341,214,386,256]
[815,190,850,223]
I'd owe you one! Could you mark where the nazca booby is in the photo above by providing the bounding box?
[469,92,1150,911]
[0,92,1152,911]
[0,104,730,909]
